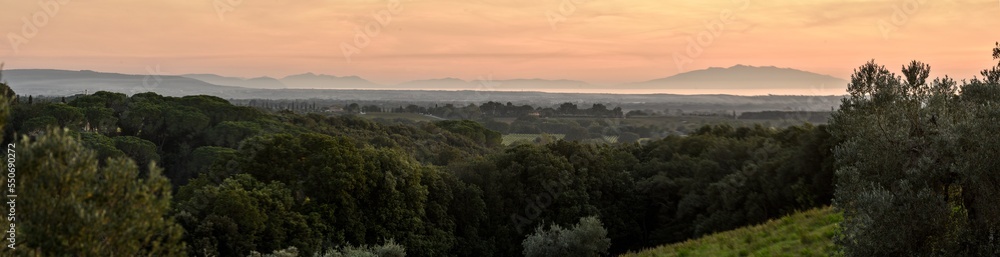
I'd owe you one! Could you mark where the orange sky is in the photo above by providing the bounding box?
[1,0,998,87]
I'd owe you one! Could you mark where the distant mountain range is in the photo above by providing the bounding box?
[181,74,287,89]
[1,65,848,97]
[2,69,243,97]
[630,65,847,95]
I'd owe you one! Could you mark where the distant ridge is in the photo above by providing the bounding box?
[2,66,848,96]
[182,74,287,89]
[3,69,243,97]
[631,65,848,95]
[397,78,592,91]
[0,69,844,113]
[279,72,381,89]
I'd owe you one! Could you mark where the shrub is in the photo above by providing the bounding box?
[522,216,611,257]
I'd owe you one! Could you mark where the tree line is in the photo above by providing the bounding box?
[1,81,836,256]
[831,43,1000,256]
[0,42,996,256]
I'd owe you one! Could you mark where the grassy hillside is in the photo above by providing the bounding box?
[621,207,842,257]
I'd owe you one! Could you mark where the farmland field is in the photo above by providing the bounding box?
[502,133,565,145]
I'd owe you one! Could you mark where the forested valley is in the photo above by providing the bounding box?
[0,43,998,257]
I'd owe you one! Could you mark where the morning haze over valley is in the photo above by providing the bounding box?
[2,64,848,95]
[2,1,1000,257]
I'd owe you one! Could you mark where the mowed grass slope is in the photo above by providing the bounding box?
[621,207,842,257]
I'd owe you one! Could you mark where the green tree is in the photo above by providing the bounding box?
[522,216,611,257]
[21,115,58,135]
[208,133,452,257]
[176,174,318,256]
[432,120,502,147]
[79,132,126,164]
[82,107,118,135]
[250,240,406,257]
[113,136,161,176]
[0,64,15,104]
[42,104,85,128]
[618,132,640,144]
[206,121,264,148]
[451,144,594,256]
[563,125,589,141]
[14,128,185,256]
[831,59,970,256]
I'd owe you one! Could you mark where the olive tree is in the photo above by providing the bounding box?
[522,216,610,257]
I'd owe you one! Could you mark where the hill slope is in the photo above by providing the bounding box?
[182,74,288,89]
[620,207,842,257]
[632,65,847,95]
[2,69,245,97]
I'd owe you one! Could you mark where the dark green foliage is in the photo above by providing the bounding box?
[21,115,58,134]
[562,125,590,141]
[832,44,1000,256]
[2,88,842,256]
[451,143,594,256]
[522,216,611,257]
[633,124,837,248]
[618,132,640,143]
[79,132,126,163]
[176,174,319,256]
[14,128,185,256]
[251,240,406,257]
[82,107,118,134]
[176,132,455,257]
[432,120,502,147]
[206,121,264,148]
[113,136,161,176]
[43,103,85,128]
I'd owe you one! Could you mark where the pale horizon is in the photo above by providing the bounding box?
[2,0,999,93]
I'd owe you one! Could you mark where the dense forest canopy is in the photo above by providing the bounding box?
[0,43,997,256]
[0,85,837,256]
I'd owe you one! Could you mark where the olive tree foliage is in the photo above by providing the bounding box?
[521,216,611,257]
[13,128,186,256]
[832,43,1000,256]
[954,42,1000,255]
[0,70,184,256]
[248,240,406,257]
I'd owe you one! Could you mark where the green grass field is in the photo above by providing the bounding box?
[501,134,565,145]
[620,207,842,257]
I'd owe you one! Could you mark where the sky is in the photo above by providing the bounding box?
[1,0,999,87]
